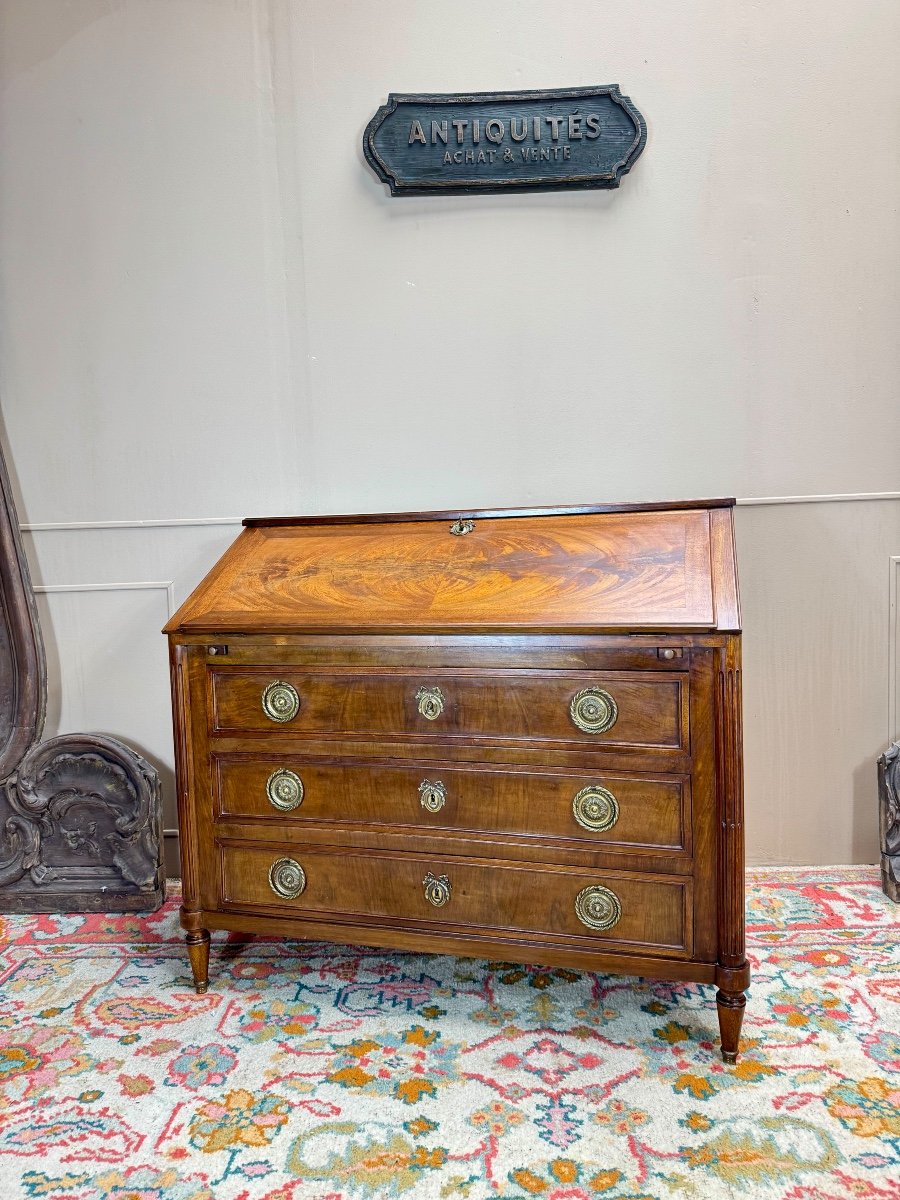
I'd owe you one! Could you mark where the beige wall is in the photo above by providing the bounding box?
[738,500,900,864]
[0,1,898,869]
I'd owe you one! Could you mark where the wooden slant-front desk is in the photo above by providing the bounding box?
[165,500,749,1061]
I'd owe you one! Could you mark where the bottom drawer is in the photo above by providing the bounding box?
[218,842,691,957]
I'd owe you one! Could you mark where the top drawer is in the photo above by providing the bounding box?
[209,668,688,752]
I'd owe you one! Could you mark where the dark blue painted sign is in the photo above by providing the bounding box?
[363,85,646,196]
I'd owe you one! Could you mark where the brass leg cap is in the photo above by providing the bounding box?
[722,1050,738,1064]
[195,983,208,995]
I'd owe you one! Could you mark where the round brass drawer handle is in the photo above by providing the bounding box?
[419,779,447,813]
[569,687,618,735]
[423,871,451,907]
[575,884,622,931]
[416,685,445,720]
[266,768,304,811]
[572,784,620,833]
[269,857,306,900]
[261,680,300,723]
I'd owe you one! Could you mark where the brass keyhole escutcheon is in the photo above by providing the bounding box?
[268,857,306,900]
[416,685,445,720]
[569,687,618,735]
[449,519,475,535]
[262,680,300,723]
[572,785,619,833]
[574,884,622,931]
[266,768,304,812]
[419,779,447,813]
[423,872,451,907]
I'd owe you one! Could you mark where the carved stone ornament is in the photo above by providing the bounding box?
[0,429,163,911]
[877,741,900,902]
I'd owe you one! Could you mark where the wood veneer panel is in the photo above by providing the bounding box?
[166,509,720,634]
[215,755,690,857]
[219,842,691,957]
[209,668,687,751]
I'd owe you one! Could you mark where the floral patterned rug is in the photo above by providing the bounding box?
[0,866,897,1200]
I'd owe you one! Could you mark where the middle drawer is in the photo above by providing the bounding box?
[214,756,691,857]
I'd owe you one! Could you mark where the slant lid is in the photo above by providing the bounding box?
[164,502,739,635]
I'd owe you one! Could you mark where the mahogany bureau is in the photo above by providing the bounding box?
[165,500,749,1061]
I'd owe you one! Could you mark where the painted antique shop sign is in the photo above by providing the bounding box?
[363,85,646,196]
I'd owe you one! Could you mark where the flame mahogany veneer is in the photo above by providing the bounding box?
[165,500,748,1061]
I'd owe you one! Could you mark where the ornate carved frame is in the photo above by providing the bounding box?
[0,433,163,911]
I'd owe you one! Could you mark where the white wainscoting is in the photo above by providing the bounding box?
[23,520,245,874]
[31,580,177,813]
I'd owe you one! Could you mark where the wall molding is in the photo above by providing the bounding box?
[34,582,179,847]
[736,492,900,507]
[17,492,900,532]
[21,517,242,531]
[33,580,177,618]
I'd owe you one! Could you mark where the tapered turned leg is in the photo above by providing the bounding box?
[716,989,746,1063]
[715,643,749,1065]
[185,930,210,994]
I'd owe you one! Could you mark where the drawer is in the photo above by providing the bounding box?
[215,757,690,856]
[218,843,691,957]
[209,668,688,752]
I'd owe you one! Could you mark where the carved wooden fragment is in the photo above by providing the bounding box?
[877,741,900,902]
[0,431,163,912]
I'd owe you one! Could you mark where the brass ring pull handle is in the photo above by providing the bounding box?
[419,779,447,813]
[569,687,618,735]
[266,768,304,811]
[572,785,619,833]
[423,872,451,907]
[416,685,445,720]
[269,857,306,900]
[262,680,300,723]
[575,884,622,931]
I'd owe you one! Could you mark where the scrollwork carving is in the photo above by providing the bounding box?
[0,734,163,908]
